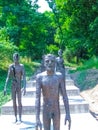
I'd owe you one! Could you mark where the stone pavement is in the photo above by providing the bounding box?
[0,113,98,130]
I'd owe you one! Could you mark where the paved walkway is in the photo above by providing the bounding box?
[0,113,98,130]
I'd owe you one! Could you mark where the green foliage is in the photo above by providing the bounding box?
[0,28,18,68]
[0,0,58,59]
[47,0,98,62]
[70,56,98,91]
[76,56,98,71]
[63,48,75,63]
[46,44,59,55]
[0,68,11,112]
[0,92,11,112]
[71,68,98,91]
[75,70,87,91]
[21,59,40,80]
[1,0,98,63]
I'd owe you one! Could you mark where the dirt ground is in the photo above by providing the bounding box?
[70,69,98,121]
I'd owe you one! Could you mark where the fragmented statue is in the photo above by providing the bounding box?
[4,53,26,123]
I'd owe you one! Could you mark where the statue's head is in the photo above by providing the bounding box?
[13,52,20,63]
[44,54,56,72]
[58,49,63,57]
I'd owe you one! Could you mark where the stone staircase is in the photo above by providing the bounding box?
[1,68,89,115]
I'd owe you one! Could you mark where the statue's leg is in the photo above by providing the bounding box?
[17,87,22,122]
[12,86,17,122]
[43,106,51,130]
[53,109,60,130]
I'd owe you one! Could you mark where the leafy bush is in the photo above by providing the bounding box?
[76,56,98,71]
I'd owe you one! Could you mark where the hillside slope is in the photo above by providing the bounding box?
[70,69,98,120]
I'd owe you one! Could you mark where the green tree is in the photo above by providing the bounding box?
[46,0,98,63]
[0,0,40,59]
[0,27,18,67]
[0,0,57,60]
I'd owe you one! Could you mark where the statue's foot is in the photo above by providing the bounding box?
[16,120,22,125]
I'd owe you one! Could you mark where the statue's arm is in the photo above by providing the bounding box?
[35,74,42,128]
[21,64,26,95]
[60,74,71,129]
[21,65,26,87]
[60,78,70,114]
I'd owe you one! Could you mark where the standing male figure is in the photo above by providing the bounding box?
[56,49,65,80]
[4,52,26,123]
[35,54,71,130]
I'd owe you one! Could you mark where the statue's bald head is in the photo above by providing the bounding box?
[44,54,56,72]
[13,53,20,62]
[44,54,55,60]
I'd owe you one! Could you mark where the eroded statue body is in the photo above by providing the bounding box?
[4,53,26,123]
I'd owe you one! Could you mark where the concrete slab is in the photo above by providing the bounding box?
[66,85,80,96]
[0,113,98,130]
[1,96,89,114]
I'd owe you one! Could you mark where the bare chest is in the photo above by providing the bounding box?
[11,65,23,77]
[41,75,60,89]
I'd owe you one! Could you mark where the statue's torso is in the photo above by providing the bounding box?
[10,64,24,83]
[38,72,62,106]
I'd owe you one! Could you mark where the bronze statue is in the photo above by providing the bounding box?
[4,53,26,123]
[35,54,71,130]
[56,49,65,80]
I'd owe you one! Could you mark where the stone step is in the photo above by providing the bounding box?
[66,78,75,86]
[66,85,80,96]
[1,95,89,115]
[24,84,80,97]
[26,80,36,88]
[27,78,76,88]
